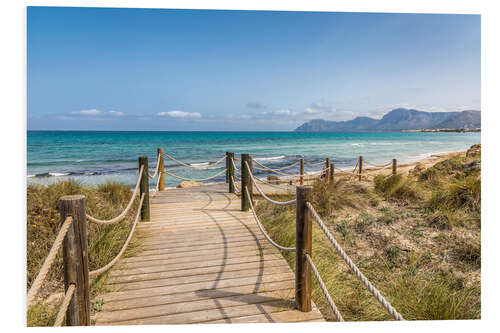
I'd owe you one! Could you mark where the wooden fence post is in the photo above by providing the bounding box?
[325,158,330,183]
[241,154,253,211]
[392,158,397,175]
[158,148,165,191]
[59,195,90,326]
[330,162,334,183]
[139,157,150,221]
[296,186,312,312]
[228,152,235,193]
[226,152,230,183]
[358,156,363,181]
[300,158,304,185]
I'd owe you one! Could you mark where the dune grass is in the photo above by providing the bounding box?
[255,148,481,321]
[27,180,143,326]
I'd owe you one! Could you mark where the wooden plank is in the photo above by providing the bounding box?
[98,300,294,325]
[110,255,284,277]
[207,309,324,324]
[94,185,325,325]
[101,273,295,302]
[106,265,293,291]
[102,280,296,312]
[107,259,289,284]
[95,289,295,323]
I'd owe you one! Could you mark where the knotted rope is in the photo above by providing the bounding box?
[27,216,73,306]
[86,165,144,225]
[306,202,404,321]
[245,187,296,252]
[89,193,145,276]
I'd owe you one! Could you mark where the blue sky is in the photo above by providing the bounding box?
[27,7,480,131]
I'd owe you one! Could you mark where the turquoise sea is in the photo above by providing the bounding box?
[27,131,481,189]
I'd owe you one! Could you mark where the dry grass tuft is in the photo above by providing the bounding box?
[27,180,142,326]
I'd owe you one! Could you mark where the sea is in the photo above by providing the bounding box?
[27,131,481,189]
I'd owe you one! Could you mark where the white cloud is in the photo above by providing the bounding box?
[73,109,102,115]
[271,109,293,116]
[107,110,124,116]
[71,109,124,117]
[157,110,202,119]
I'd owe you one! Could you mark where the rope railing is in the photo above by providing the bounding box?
[86,165,144,225]
[304,160,327,166]
[163,152,226,169]
[245,187,296,252]
[253,160,300,171]
[89,193,145,276]
[305,253,344,322]
[244,162,296,206]
[148,154,161,178]
[306,201,404,321]
[363,160,392,168]
[163,168,226,182]
[53,284,76,327]
[27,216,73,307]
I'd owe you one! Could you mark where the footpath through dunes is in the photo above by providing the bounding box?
[94,183,324,325]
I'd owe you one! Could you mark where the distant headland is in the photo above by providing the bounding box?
[294,108,481,133]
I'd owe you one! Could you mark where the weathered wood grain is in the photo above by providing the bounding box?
[94,185,324,325]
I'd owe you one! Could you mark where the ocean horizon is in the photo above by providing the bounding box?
[27,130,481,188]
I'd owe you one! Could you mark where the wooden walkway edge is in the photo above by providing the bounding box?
[94,184,324,325]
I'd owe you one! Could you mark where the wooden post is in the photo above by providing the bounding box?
[138,157,150,221]
[330,162,334,183]
[358,156,363,181]
[158,148,165,191]
[300,158,304,185]
[241,154,253,211]
[226,152,230,183]
[228,152,235,193]
[296,186,313,312]
[325,158,330,183]
[59,195,90,326]
[392,158,397,175]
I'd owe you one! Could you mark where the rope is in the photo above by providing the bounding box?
[253,175,296,189]
[245,187,296,252]
[148,154,161,178]
[163,168,226,182]
[231,158,241,172]
[89,193,145,276]
[163,153,226,169]
[253,160,300,171]
[253,159,300,176]
[53,284,76,327]
[245,162,296,206]
[231,175,241,194]
[305,254,344,322]
[27,216,73,306]
[306,202,404,321]
[304,160,327,166]
[364,160,392,168]
[86,165,144,225]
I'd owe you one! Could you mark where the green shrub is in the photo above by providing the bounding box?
[374,174,421,202]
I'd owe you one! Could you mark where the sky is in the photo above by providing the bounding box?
[27,7,481,131]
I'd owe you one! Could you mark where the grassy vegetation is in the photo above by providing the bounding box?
[255,146,481,321]
[27,180,143,326]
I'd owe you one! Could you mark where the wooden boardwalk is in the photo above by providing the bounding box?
[94,184,324,325]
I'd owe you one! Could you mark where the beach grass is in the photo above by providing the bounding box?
[255,147,481,321]
[27,180,142,326]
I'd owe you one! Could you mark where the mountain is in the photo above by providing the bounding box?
[294,108,481,132]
